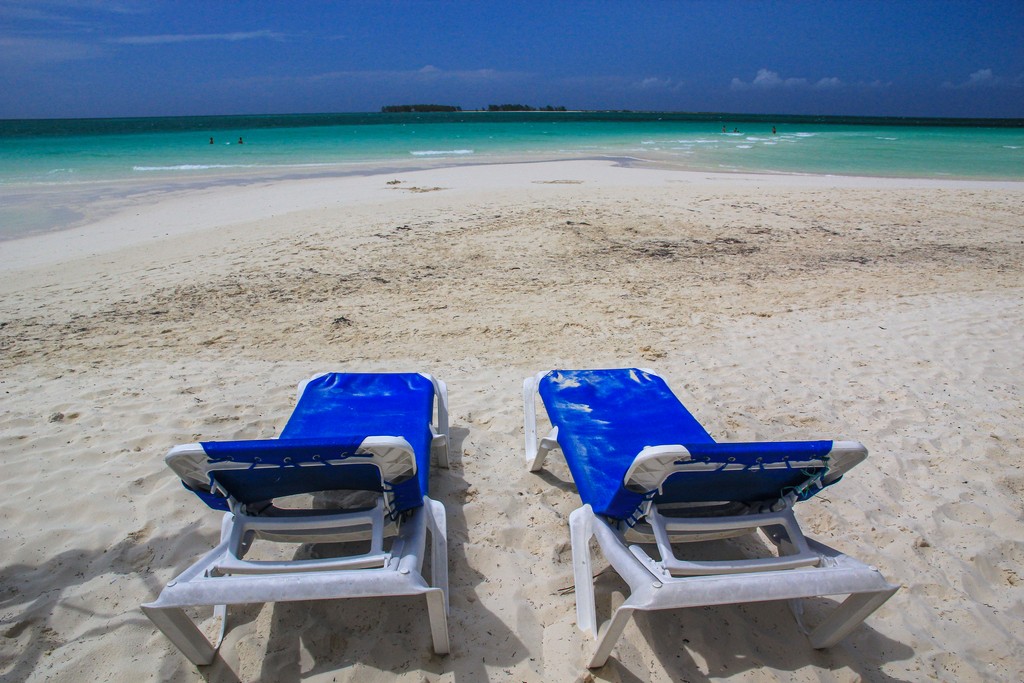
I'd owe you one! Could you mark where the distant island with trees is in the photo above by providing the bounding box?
[382,104,568,113]
[381,104,462,113]
[483,104,568,112]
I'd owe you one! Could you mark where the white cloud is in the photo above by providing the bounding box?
[634,76,683,92]
[0,36,104,64]
[814,77,843,89]
[941,68,1020,89]
[731,69,811,90]
[758,69,807,88]
[408,65,509,82]
[730,68,889,93]
[112,30,286,45]
[0,0,142,26]
[225,65,524,90]
[400,65,510,83]
[969,68,997,86]
[729,68,875,92]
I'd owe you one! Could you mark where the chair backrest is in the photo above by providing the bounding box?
[538,368,715,522]
[538,368,865,524]
[167,436,418,514]
[281,372,437,506]
[167,372,439,515]
[625,441,839,507]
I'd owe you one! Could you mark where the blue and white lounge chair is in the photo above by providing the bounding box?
[523,368,897,668]
[143,372,451,665]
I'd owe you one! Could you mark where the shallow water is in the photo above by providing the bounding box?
[1,112,1021,238]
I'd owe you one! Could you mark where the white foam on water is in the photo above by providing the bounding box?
[133,164,259,172]
[46,168,76,175]
[637,138,717,146]
[409,149,474,156]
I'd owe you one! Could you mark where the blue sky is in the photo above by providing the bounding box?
[1,1,1022,119]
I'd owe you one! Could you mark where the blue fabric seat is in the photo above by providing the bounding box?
[538,368,836,522]
[183,372,436,514]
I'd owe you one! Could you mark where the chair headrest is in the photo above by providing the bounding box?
[167,436,418,512]
[624,441,866,509]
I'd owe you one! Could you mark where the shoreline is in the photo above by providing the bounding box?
[3,158,1023,276]
[3,151,1024,245]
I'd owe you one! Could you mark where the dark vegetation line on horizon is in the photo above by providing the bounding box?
[2,110,1022,137]
[382,104,569,112]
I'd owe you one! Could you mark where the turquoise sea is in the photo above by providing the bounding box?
[1,112,1022,238]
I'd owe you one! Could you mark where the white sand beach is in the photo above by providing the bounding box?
[1,160,1022,682]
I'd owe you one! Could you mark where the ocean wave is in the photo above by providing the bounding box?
[1003,145,1021,150]
[409,149,474,156]
[133,164,259,172]
[644,138,718,145]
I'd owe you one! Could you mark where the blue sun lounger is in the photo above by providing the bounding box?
[524,368,897,668]
[143,372,451,665]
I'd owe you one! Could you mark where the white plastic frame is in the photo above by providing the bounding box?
[143,373,451,665]
[523,371,898,668]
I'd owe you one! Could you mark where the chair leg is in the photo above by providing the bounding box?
[425,588,451,654]
[432,376,450,470]
[425,497,449,611]
[588,604,635,669]
[523,375,561,471]
[214,604,228,649]
[572,505,640,668]
[806,587,899,648]
[423,496,450,655]
[569,506,598,637]
[142,605,217,666]
[523,377,542,470]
